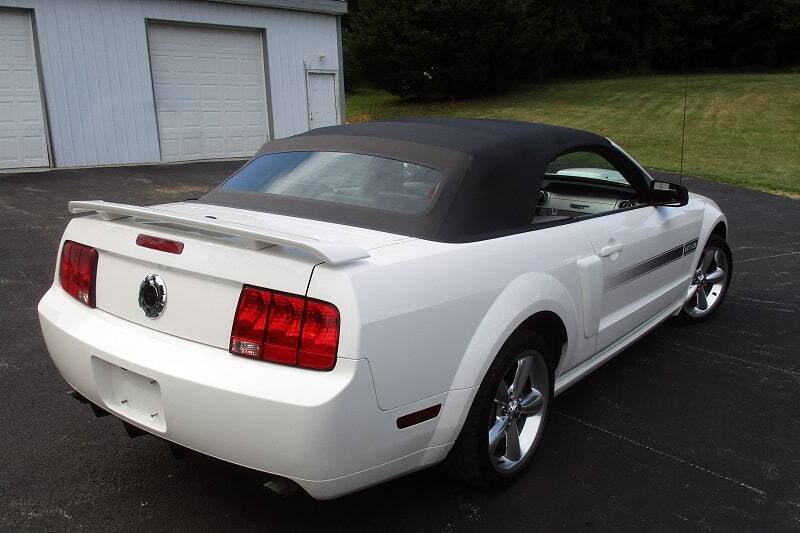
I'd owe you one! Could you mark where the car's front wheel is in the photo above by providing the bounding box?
[677,234,733,323]
[445,330,553,487]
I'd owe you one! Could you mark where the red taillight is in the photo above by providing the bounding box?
[230,286,339,371]
[136,234,184,254]
[264,293,305,365]
[59,241,98,307]
[299,299,341,370]
[229,287,270,358]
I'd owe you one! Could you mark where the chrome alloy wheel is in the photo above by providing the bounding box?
[488,350,549,473]
[685,245,730,318]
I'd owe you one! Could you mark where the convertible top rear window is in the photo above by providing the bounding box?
[221,151,443,215]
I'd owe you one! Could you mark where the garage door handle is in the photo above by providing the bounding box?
[600,243,624,257]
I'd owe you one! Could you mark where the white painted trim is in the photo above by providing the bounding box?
[28,8,54,168]
[260,28,275,141]
[335,15,346,122]
[204,0,347,15]
[143,21,163,162]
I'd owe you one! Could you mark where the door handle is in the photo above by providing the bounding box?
[600,243,624,257]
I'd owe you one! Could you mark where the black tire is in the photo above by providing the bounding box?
[445,329,553,488]
[674,234,733,324]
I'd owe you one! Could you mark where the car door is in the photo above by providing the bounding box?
[543,146,702,353]
[584,203,701,351]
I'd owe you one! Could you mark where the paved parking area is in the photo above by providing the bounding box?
[0,162,798,531]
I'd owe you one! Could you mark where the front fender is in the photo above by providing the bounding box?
[699,196,728,247]
[671,193,727,312]
[689,193,727,246]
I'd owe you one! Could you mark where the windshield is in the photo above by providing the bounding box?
[545,150,633,188]
[221,151,443,214]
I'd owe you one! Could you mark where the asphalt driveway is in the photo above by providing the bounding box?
[1,162,798,531]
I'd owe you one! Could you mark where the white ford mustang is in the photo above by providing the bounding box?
[38,119,732,499]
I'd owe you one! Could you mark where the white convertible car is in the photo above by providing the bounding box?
[38,119,732,499]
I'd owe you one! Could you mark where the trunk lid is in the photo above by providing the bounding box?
[64,202,411,350]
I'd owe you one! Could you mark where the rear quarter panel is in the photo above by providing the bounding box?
[307,222,600,411]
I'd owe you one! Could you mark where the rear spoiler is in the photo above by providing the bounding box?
[68,200,370,265]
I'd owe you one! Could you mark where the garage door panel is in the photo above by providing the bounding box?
[0,137,17,160]
[0,9,49,169]
[148,23,268,162]
[205,138,226,157]
[22,134,44,155]
[223,86,243,100]
[14,68,36,89]
[157,111,177,128]
[18,99,42,122]
[0,102,11,123]
[152,83,173,103]
[202,110,221,124]
[201,85,219,100]
[224,111,243,126]
[161,139,180,160]
[177,84,198,102]
[220,62,240,76]
[245,112,264,127]
[183,137,203,157]
[241,59,261,75]
[242,86,264,102]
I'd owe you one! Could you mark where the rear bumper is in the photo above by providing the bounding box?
[38,286,454,499]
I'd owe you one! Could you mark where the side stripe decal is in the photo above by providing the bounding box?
[604,237,699,293]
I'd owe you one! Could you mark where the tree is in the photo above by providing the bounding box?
[343,0,800,99]
[344,0,550,99]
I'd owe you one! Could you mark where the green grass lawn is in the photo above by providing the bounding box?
[347,73,800,196]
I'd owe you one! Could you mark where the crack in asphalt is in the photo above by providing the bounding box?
[738,251,800,263]
[555,411,768,497]
[670,343,800,379]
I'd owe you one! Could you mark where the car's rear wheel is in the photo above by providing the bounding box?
[445,330,553,487]
[676,234,732,323]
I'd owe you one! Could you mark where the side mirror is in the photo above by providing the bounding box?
[650,180,688,207]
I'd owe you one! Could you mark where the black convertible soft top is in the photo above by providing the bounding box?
[201,118,635,242]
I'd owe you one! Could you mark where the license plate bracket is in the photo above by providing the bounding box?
[92,357,166,432]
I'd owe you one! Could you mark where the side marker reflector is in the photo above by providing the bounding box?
[396,404,442,429]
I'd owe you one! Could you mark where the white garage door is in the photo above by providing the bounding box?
[0,9,49,169]
[147,23,269,162]
[307,72,338,130]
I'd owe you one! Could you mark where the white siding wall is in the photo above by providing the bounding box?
[0,0,340,167]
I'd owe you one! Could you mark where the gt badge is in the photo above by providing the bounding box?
[138,274,167,319]
[683,238,699,256]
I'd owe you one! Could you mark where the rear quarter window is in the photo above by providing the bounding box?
[222,151,443,214]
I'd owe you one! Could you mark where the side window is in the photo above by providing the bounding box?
[535,150,640,222]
